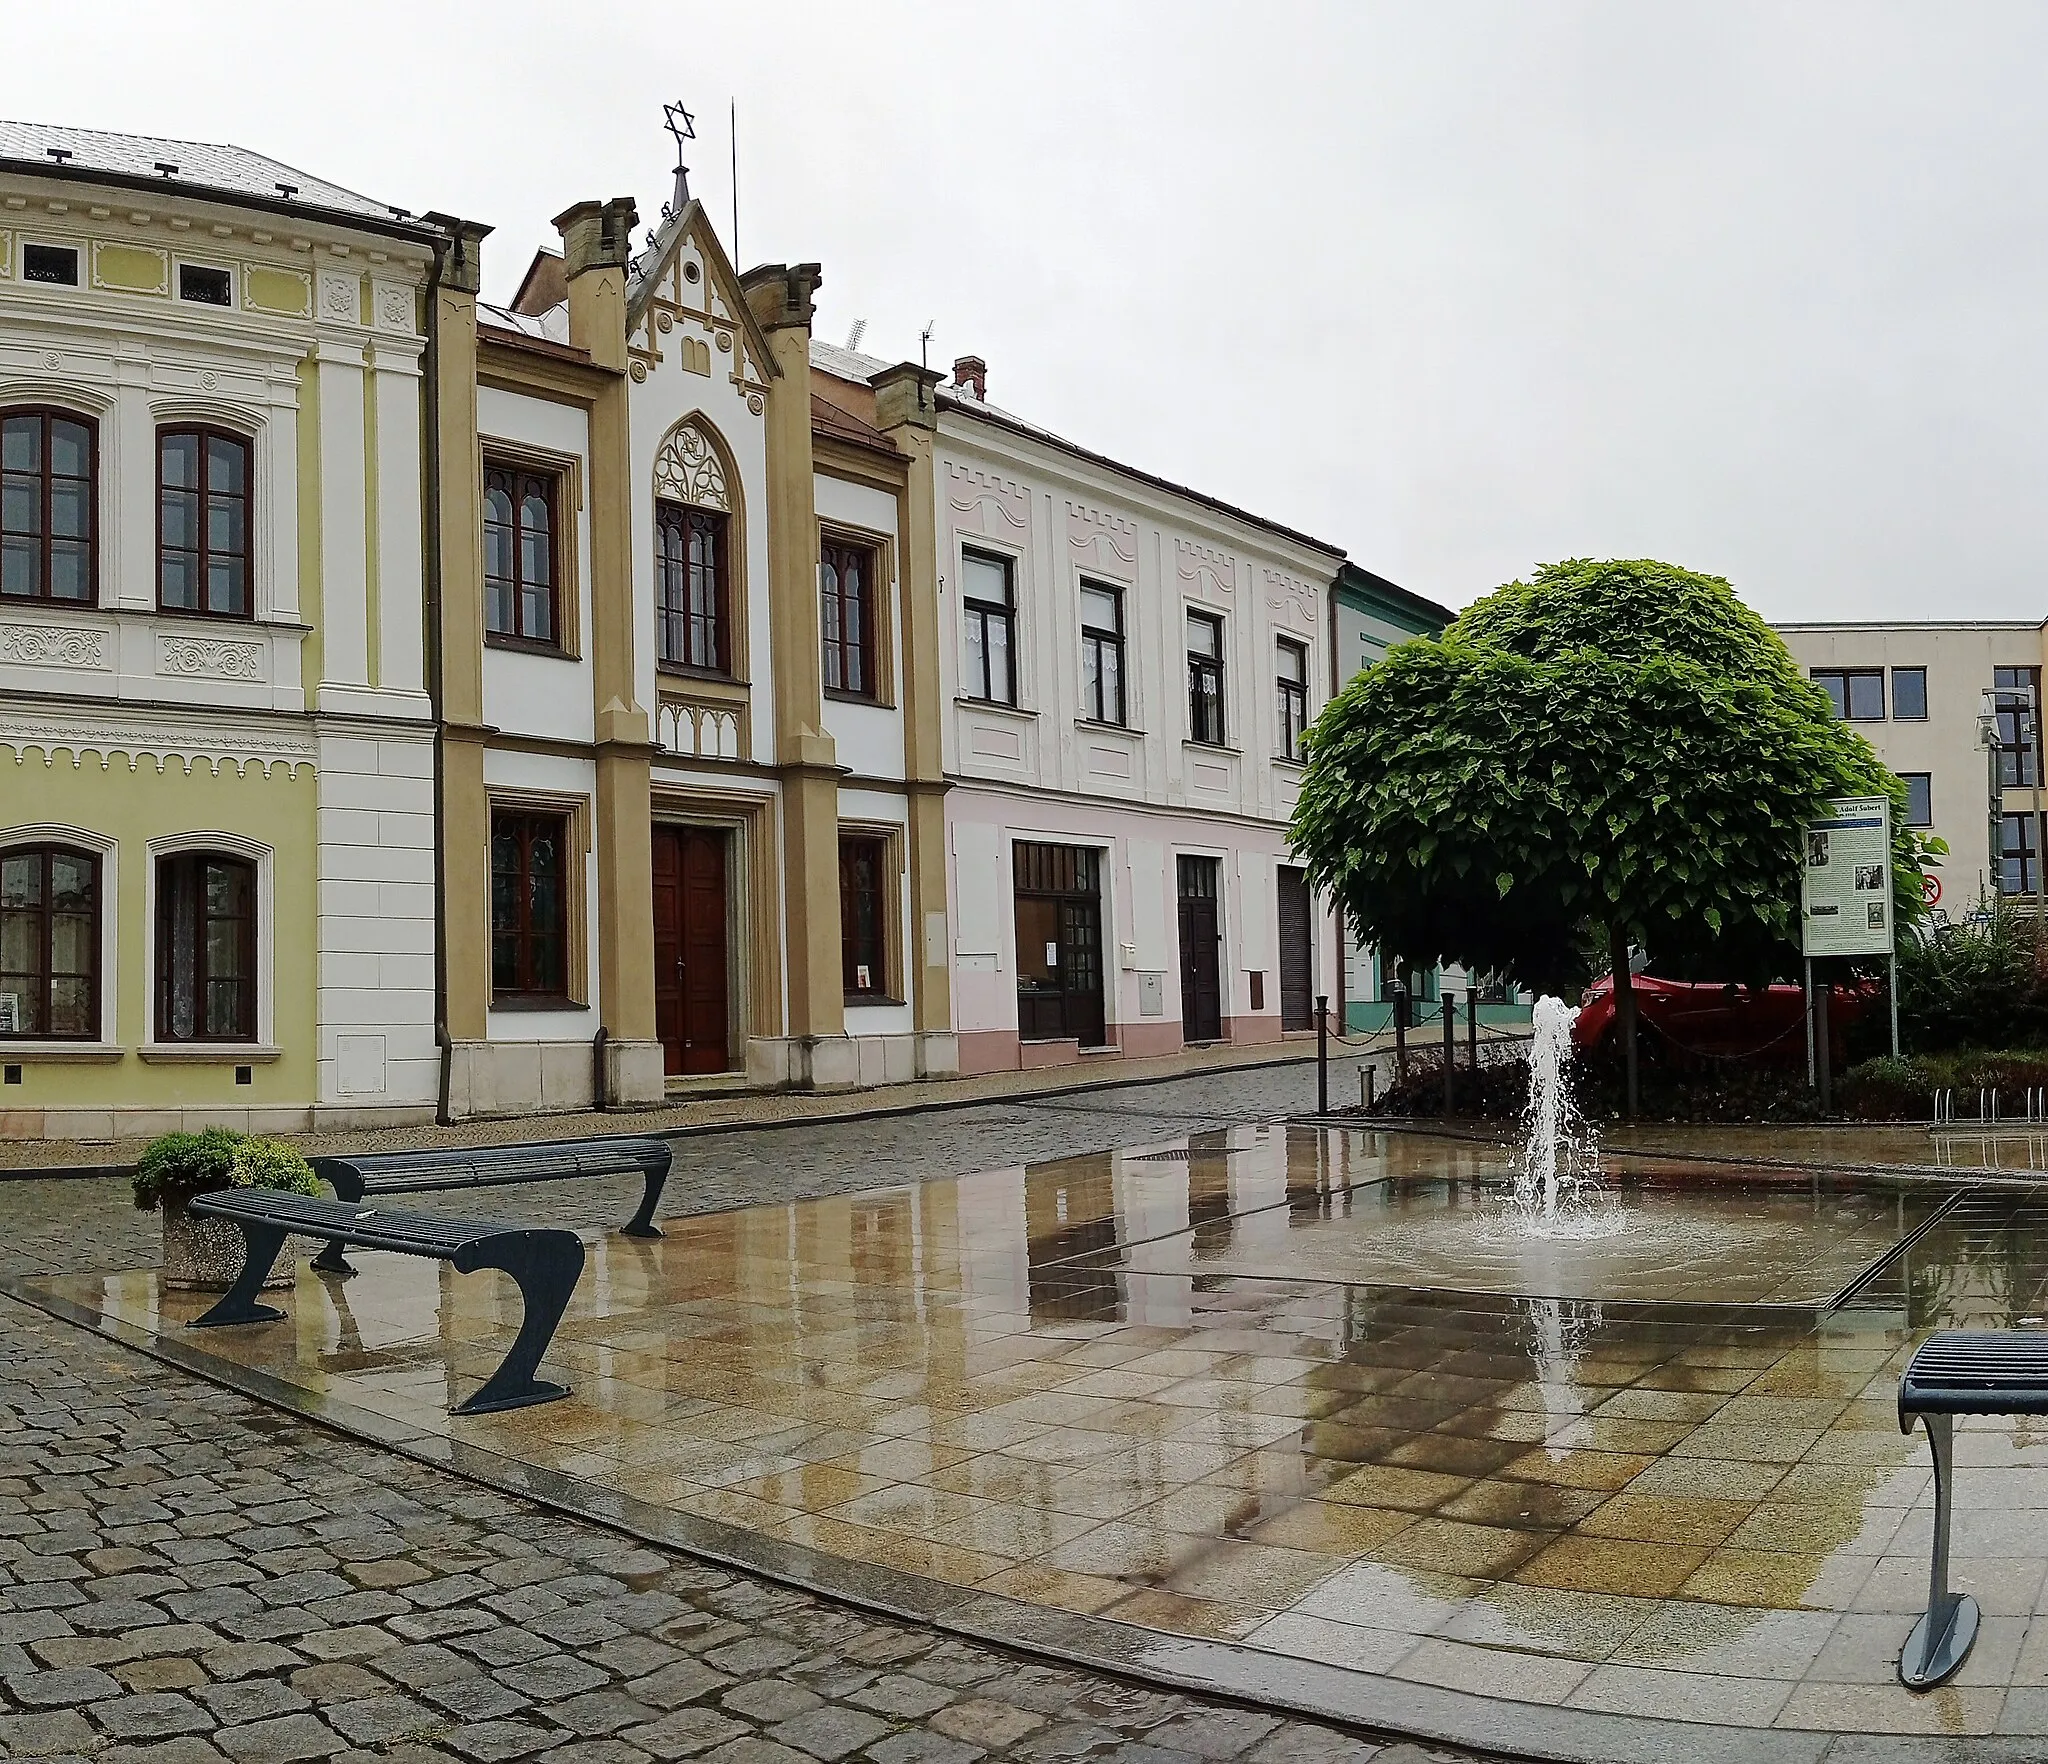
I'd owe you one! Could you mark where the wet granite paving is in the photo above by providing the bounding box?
[30,1117,2048,1755]
[0,1068,1478,1764]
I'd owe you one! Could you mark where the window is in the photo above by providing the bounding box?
[839,835,889,997]
[1901,773,1933,829]
[178,264,233,306]
[491,810,570,1001]
[1995,666,2041,788]
[1811,668,1884,720]
[483,464,559,647]
[156,852,256,1041]
[1188,610,1227,745]
[1892,667,1928,721]
[158,427,250,617]
[21,244,79,286]
[1,409,95,604]
[821,538,878,700]
[1080,582,1125,725]
[0,846,98,1039]
[961,550,1015,704]
[1277,638,1309,760]
[2002,812,2044,896]
[656,501,729,673]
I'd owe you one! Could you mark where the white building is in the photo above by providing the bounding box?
[902,351,1345,1071]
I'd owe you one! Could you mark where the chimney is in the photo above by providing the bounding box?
[952,355,986,401]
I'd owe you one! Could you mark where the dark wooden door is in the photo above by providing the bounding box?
[1278,865,1313,1030]
[1177,856,1223,1042]
[1013,842,1106,1046]
[652,825,730,1075]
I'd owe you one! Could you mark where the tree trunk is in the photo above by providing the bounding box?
[1609,922,1638,1118]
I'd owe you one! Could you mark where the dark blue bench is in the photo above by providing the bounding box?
[188,1189,584,1416]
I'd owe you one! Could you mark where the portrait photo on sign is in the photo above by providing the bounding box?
[1808,831,1830,867]
[1867,902,1886,930]
[1855,864,1884,891]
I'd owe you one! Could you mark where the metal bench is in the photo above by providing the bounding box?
[306,1137,668,1276]
[1895,1330,2048,1687]
[186,1189,584,1416]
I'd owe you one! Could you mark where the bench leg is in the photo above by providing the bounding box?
[1900,1412,1980,1689]
[454,1238,584,1416]
[623,1162,667,1238]
[310,1239,356,1278]
[190,1221,292,1328]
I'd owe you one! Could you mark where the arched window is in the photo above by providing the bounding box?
[0,844,100,1039]
[653,418,732,674]
[156,850,257,1041]
[158,427,251,618]
[1,409,96,604]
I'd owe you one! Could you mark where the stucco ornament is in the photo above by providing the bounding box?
[653,418,730,511]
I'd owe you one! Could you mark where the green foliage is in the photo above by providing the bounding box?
[1895,900,2048,1051]
[133,1128,321,1213]
[1291,558,1935,994]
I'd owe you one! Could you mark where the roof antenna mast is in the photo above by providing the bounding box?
[661,99,696,222]
[920,321,934,372]
[730,98,740,267]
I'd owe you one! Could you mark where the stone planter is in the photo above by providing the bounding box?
[160,1200,289,1293]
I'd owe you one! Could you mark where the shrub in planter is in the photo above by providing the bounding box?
[134,1128,322,1291]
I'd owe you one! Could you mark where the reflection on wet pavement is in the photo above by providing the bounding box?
[34,1123,2048,1741]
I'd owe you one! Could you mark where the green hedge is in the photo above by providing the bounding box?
[133,1128,321,1213]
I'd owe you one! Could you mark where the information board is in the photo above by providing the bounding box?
[1801,795,1894,957]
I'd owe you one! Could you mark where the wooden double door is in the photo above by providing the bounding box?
[651,825,730,1076]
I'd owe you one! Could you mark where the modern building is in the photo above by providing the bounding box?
[1775,620,2047,911]
[0,123,442,1137]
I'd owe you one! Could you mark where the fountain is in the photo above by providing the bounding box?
[1512,994,1605,1229]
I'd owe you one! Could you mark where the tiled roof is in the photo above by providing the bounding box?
[0,119,421,233]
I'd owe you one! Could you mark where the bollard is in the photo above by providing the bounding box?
[1363,1065,1376,1111]
[1443,993,1457,1118]
[1316,994,1329,1116]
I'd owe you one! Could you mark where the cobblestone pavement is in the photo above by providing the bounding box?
[0,1072,1489,1764]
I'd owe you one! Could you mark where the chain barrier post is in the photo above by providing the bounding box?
[1443,992,1457,1119]
[1468,989,1479,1073]
[1817,973,1833,1116]
[1394,983,1409,1083]
[1316,993,1329,1117]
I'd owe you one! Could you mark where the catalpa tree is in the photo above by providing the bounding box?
[1289,558,1936,1102]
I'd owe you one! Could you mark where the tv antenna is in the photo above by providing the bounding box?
[920,321,934,371]
[662,99,697,219]
[846,319,867,351]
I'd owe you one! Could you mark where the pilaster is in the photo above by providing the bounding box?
[558,199,657,1057]
[424,213,492,1043]
[874,363,953,1038]
[744,262,845,1043]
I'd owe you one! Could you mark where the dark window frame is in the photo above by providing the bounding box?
[482,460,562,650]
[656,499,731,676]
[1080,580,1126,727]
[1995,666,2042,789]
[490,809,574,1004]
[177,263,233,306]
[838,833,891,1000]
[960,549,1017,705]
[821,536,881,702]
[1188,609,1227,746]
[21,244,79,286]
[157,424,252,619]
[0,843,100,1041]
[1810,666,1885,721]
[1900,772,1933,829]
[155,850,258,1043]
[1,406,98,606]
[2002,810,2044,897]
[1891,666,1928,721]
[1277,637,1309,760]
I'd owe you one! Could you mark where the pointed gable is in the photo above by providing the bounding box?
[625,200,776,407]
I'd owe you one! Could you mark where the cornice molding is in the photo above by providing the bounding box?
[0,704,316,776]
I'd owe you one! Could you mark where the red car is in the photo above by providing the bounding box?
[1574,972,1874,1068]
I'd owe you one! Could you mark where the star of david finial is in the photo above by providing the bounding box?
[664,100,697,211]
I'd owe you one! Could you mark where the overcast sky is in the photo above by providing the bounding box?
[14,2,2048,620]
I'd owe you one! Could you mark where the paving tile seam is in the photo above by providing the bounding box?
[0,1276,1990,1764]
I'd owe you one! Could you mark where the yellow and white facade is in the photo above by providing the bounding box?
[0,124,441,1135]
